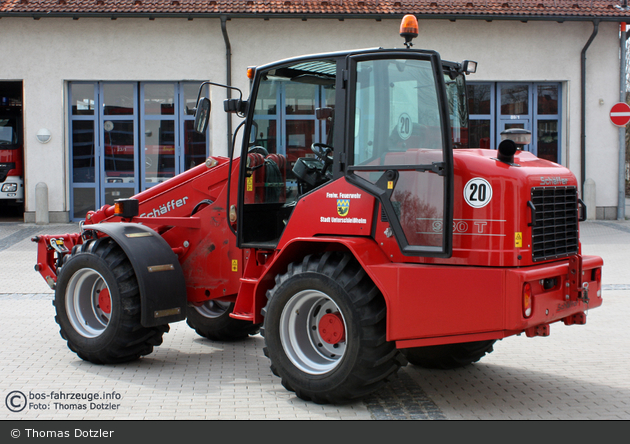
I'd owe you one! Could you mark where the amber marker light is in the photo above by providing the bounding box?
[247,67,256,79]
[400,14,419,48]
[523,283,532,318]
[113,198,139,219]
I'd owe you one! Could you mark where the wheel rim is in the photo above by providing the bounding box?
[193,300,231,318]
[279,290,347,375]
[65,268,112,338]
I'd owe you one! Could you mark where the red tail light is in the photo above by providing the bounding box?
[591,268,601,282]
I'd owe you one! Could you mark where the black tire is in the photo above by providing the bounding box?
[261,251,405,404]
[54,238,169,364]
[186,300,260,341]
[402,340,496,370]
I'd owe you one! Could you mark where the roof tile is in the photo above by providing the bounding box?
[1,0,629,18]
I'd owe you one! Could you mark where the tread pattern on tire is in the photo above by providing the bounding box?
[261,251,406,404]
[403,340,496,370]
[55,238,168,364]
[186,302,260,341]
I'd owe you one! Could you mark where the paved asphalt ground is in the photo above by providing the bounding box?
[0,208,629,421]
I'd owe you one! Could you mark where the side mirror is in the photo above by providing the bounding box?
[194,97,211,134]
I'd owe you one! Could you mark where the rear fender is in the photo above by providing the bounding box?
[83,223,187,327]
[242,237,391,324]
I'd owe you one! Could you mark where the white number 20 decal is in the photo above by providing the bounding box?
[464,178,493,209]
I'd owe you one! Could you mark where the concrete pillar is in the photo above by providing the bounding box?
[584,178,596,221]
[35,182,49,225]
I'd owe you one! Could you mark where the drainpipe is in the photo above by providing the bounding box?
[221,16,233,156]
[619,22,628,220]
[580,20,599,198]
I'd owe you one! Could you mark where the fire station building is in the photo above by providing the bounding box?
[0,1,628,222]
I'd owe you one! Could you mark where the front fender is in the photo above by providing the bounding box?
[84,223,187,327]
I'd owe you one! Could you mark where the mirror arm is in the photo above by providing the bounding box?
[224,98,248,115]
[195,81,243,106]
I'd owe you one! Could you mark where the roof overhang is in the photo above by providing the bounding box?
[2,1,630,22]
[1,13,628,22]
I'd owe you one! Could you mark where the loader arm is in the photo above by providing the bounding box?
[32,155,238,289]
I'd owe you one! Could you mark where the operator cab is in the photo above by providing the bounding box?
[195,16,476,255]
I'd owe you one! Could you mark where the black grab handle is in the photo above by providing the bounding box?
[527,201,536,227]
[578,198,587,222]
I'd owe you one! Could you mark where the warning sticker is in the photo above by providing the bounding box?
[464,178,493,209]
[515,232,523,248]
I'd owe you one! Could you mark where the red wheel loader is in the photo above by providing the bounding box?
[33,16,602,404]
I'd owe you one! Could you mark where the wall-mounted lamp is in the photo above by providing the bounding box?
[36,128,52,144]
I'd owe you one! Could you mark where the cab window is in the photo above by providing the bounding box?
[241,59,337,246]
[353,58,444,166]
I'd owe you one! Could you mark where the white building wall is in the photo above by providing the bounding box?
[0,16,622,220]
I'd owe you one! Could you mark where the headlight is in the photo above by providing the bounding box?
[1,183,17,192]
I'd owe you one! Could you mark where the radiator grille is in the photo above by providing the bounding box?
[530,186,579,262]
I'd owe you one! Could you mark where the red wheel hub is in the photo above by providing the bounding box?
[318,313,345,344]
[98,288,111,314]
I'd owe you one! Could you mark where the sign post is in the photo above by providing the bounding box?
[611,101,629,220]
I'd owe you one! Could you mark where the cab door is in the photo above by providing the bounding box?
[344,52,453,257]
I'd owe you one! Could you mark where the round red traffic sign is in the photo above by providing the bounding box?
[610,102,630,127]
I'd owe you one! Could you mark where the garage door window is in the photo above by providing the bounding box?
[69,81,209,220]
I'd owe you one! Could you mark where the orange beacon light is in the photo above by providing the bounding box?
[400,15,419,48]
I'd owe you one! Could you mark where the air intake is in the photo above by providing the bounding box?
[530,187,579,262]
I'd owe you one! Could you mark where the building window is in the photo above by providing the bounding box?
[69,81,209,220]
[467,83,494,149]
[467,82,562,163]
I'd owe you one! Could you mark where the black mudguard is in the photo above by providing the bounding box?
[83,223,187,327]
